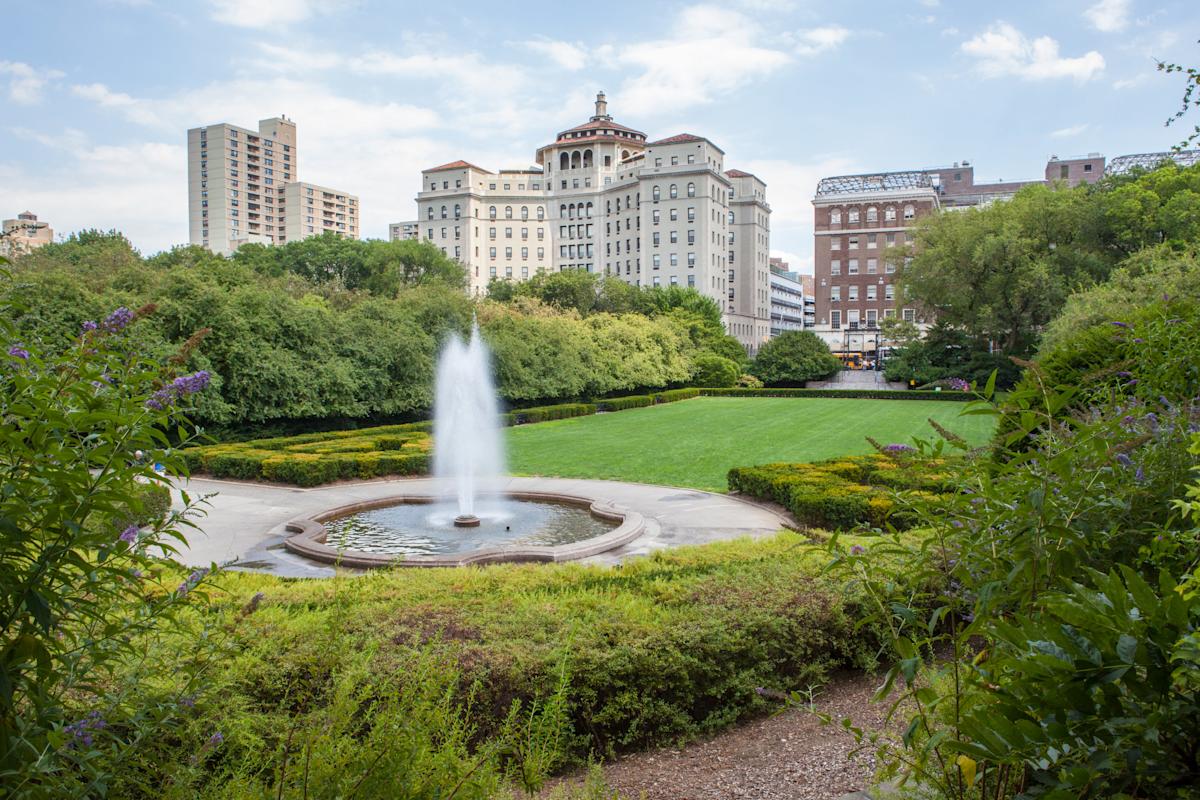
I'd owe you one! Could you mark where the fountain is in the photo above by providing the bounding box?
[432,323,505,527]
[282,322,646,568]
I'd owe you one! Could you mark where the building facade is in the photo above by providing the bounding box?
[767,257,805,336]
[407,94,772,352]
[810,153,1107,354]
[187,116,359,255]
[389,220,420,240]
[1,211,53,257]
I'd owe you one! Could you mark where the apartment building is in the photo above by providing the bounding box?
[1,211,53,257]
[810,153,1108,354]
[187,116,359,255]
[767,257,805,336]
[389,221,420,241]
[408,93,772,352]
[283,182,359,242]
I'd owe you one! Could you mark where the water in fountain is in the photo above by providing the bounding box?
[432,323,506,526]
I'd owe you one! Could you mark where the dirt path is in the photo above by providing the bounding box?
[549,671,895,800]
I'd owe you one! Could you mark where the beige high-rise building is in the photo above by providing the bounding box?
[283,182,359,242]
[1,211,53,257]
[407,93,773,353]
[187,116,359,255]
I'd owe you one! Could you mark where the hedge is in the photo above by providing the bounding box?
[505,402,596,425]
[596,395,654,412]
[652,387,702,403]
[727,454,953,531]
[701,387,974,401]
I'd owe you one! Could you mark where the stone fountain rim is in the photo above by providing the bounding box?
[281,491,646,569]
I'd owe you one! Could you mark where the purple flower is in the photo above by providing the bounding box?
[119,524,138,544]
[180,695,196,708]
[171,370,211,396]
[1116,453,1133,467]
[64,711,106,750]
[884,443,916,453]
[1135,467,1146,483]
[102,307,134,333]
[1146,412,1159,429]
[1116,371,1132,378]
[1126,379,1139,387]
[1133,338,1145,344]
[951,520,964,528]
[850,544,865,555]
[946,378,970,392]
[207,732,223,747]
[7,344,29,360]
[177,568,207,597]
[1111,321,1129,328]
[81,320,98,333]
[130,568,143,579]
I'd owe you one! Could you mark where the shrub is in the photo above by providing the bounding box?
[508,402,596,425]
[652,387,701,403]
[749,330,841,386]
[690,354,740,388]
[728,454,949,531]
[595,394,653,412]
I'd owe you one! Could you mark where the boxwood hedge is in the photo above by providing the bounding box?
[701,387,973,401]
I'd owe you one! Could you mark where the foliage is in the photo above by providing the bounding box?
[1039,244,1200,354]
[1157,40,1200,150]
[824,358,1200,798]
[0,283,218,796]
[749,331,840,386]
[728,451,952,531]
[690,354,740,388]
[508,403,597,426]
[882,322,1022,390]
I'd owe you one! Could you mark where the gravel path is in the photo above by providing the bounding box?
[549,671,895,800]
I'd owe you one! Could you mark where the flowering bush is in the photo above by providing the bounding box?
[0,274,216,795]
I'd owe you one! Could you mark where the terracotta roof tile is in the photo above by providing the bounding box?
[424,160,491,174]
[725,169,755,178]
[648,133,707,146]
[559,118,645,137]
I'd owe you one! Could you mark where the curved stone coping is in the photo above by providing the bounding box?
[282,491,645,569]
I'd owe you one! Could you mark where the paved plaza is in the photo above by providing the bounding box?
[172,475,790,577]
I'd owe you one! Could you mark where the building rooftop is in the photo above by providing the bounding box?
[1106,149,1200,175]
[725,169,756,179]
[815,170,935,198]
[424,160,492,174]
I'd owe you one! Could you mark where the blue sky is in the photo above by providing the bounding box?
[1,0,1196,272]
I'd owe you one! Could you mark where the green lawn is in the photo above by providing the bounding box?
[507,396,995,492]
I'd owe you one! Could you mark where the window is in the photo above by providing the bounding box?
[885,260,896,274]
[831,310,842,329]
[866,207,877,222]
[489,206,497,219]
[848,286,859,301]
[521,206,529,220]
[537,247,544,259]
[1060,164,1070,179]
[669,184,678,199]
[1084,163,1093,173]
[687,182,695,197]
[521,247,528,259]
[687,230,695,245]
[652,186,661,201]
[670,155,679,166]
[687,154,695,164]
[885,207,896,221]
[653,276,661,287]
[670,253,678,266]
[830,259,841,275]
[505,206,513,219]
[867,234,877,249]
[537,206,544,220]
[652,255,661,269]
[830,238,841,251]
[885,284,895,301]
[652,210,660,224]
[867,258,877,274]
[427,207,434,220]
[728,211,735,224]
[669,209,678,221]
[830,209,842,225]
[886,232,896,246]
[848,259,859,274]
[521,227,528,240]
[489,227,496,239]
[903,205,915,220]
[830,286,841,301]
[884,308,896,319]
[867,285,877,301]
[505,247,512,259]
[687,207,695,222]
[849,237,859,250]
[653,232,660,246]
[848,208,860,223]
[866,308,878,326]
[504,227,512,238]
[654,158,662,167]
[669,231,678,244]
[687,252,695,267]
[489,247,497,259]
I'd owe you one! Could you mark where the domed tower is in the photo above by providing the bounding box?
[535,92,648,181]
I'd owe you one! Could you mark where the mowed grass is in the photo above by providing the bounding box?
[507,396,995,492]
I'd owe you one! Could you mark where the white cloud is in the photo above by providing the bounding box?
[1050,123,1089,138]
[0,61,64,104]
[523,40,589,71]
[940,26,960,37]
[615,5,791,116]
[794,26,851,57]
[1084,0,1131,33]
[742,155,859,274]
[769,249,811,275]
[961,22,1105,82]
[209,0,348,28]
[1113,74,1148,89]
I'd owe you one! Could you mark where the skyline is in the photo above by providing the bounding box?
[1,0,1196,273]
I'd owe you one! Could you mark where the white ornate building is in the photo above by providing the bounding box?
[403,94,772,352]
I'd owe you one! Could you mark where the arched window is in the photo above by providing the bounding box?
[427,207,434,220]
[586,202,593,218]
[687,182,696,197]
[669,184,678,199]
[884,206,896,221]
[621,149,630,160]
[571,151,581,169]
[866,207,877,222]
[559,204,567,219]
[848,208,859,223]
[440,205,447,219]
[652,185,661,201]
[606,200,612,214]
[454,204,461,219]
[728,210,735,224]
[568,204,575,219]
[583,149,593,167]
[489,206,497,219]
[521,206,529,220]
[830,208,842,225]
[505,206,513,219]
[537,206,544,220]
[560,152,569,170]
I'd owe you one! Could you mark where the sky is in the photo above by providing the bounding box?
[1,0,1197,273]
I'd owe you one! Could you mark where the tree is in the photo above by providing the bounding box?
[690,354,740,387]
[749,331,840,386]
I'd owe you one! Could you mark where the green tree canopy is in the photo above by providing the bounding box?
[749,330,840,386]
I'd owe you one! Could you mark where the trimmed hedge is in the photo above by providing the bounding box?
[728,454,952,531]
[701,387,974,401]
[596,395,654,412]
[653,387,702,403]
[505,403,596,425]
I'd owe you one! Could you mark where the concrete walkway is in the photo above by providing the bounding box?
[172,476,790,578]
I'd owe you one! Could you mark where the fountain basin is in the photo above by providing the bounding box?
[282,492,645,568]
